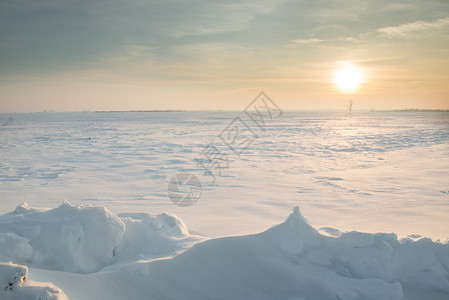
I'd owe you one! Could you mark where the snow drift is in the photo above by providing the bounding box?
[1,202,449,299]
[0,201,199,273]
[78,206,444,299]
[0,201,124,273]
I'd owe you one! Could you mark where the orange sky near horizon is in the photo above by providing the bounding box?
[1,1,448,112]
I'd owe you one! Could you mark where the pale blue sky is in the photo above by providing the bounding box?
[1,0,449,112]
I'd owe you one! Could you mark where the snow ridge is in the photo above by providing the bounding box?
[0,203,448,299]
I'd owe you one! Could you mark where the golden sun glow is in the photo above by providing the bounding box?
[333,63,364,92]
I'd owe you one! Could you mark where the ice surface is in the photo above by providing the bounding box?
[0,203,443,299]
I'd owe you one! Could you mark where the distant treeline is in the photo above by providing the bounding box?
[371,109,449,112]
[95,110,187,113]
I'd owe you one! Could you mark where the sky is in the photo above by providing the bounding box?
[1,0,449,112]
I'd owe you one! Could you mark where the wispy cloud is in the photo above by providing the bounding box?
[289,36,366,47]
[170,0,284,37]
[290,38,325,45]
[306,17,449,46]
[377,17,449,37]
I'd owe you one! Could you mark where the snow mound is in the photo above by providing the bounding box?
[1,203,449,299]
[0,201,200,274]
[263,205,320,254]
[0,262,67,300]
[63,206,445,300]
[0,200,124,273]
[114,211,197,263]
[8,203,40,215]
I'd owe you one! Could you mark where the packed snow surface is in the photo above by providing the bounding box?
[0,202,448,299]
[1,111,448,239]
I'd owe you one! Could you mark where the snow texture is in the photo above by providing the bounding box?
[1,111,448,240]
[1,203,448,299]
[0,201,200,274]
[1,111,449,299]
[0,262,67,300]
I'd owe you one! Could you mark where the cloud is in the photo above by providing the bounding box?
[165,0,285,37]
[290,38,325,45]
[295,17,449,49]
[376,17,449,37]
[289,36,366,46]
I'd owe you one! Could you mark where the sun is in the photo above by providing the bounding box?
[333,63,364,92]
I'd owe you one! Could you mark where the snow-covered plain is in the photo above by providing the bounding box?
[1,110,449,299]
